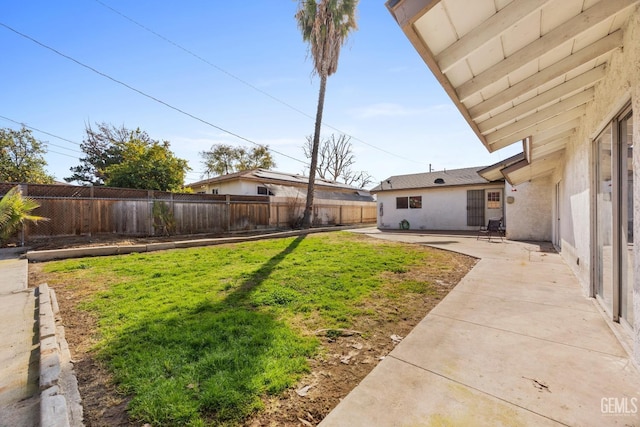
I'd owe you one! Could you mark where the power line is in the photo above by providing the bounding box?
[47,148,81,159]
[0,115,83,154]
[0,21,308,167]
[93,0,423,165]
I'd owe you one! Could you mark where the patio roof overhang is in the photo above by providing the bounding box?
[386,0,639,185]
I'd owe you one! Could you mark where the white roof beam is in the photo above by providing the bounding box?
[489,108,585,151]
[530,158,563,179]
[532,138,569,158]
[478,65,605,133]
[504,151,564,185]
[469,30,622,120]
[532,129,575,147]
[436,0,550,73]
[457,0,635,101]
[485,89,594,143]
[533,118,581,142]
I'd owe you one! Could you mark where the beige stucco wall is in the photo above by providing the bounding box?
[376,185,503,231]
[556,129,592,291]
[557,6,640,364]
[504,179,552,241]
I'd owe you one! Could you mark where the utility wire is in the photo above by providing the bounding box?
[0,21,308,167]
[0,114,83,154]
[0,114,209,176]
[47,148,81,159]
[93,0,422,165]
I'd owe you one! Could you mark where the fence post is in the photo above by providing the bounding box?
[89,185,94,237]
[360,206,363,224]
[148,190,154,236]
[20,183,28,246]
[225,195,231,232]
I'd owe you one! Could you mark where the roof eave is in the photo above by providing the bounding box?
[386,0,490,151]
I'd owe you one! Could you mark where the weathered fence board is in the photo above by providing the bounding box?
[0,183,375,244]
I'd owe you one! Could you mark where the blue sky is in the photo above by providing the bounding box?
[1,1,521,187]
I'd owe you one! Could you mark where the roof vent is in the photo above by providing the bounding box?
[434,178,445,184]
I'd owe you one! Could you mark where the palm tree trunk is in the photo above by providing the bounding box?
[302,73,327,228]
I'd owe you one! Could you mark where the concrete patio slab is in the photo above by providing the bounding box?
[321,229,640,426]
[391,315,639,426]
[321,356,560,427]
[0,256,39,427]
[431,290,625,356]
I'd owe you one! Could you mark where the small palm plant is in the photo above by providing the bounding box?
[0,186,48,245]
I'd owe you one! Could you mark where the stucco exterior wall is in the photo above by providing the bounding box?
[558,7,640,364]
[504,179,552,241]
[376,185,503,231]
[215,181,260,195]
[194,181,248,195]
[556,131,592,291]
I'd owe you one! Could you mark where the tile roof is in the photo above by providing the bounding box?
[370,166,497,192]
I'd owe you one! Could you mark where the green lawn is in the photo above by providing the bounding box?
[42,232,456,425]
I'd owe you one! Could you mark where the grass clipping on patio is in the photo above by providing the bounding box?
[41,232,464,425]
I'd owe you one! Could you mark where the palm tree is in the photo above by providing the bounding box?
[296,0,358,228]
[0,186,47,245]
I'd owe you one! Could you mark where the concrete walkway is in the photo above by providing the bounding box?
[321,229,640,426]
[0,249,39,427]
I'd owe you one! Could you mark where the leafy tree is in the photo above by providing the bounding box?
[201,144,276,177]
[65,122,152,185]
[237,145,276,171]
[0,186,48,244]
[296,0,359,228]
[0,127,54,184]
[104,138,190,191]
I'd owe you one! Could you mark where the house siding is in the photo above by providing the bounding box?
[505,179,552,241]
[376,185,503,231]
[556,7,640,363]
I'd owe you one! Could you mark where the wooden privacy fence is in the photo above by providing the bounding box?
[0,183,376,243]
[270,197,377,228]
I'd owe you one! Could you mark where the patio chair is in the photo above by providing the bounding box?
[477,218,503,242]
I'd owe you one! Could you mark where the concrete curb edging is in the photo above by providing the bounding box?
[26,226,370,262]
[38,283,83,427]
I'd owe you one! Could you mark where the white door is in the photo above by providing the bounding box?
[485,189,503,222]
[553,181,562,249]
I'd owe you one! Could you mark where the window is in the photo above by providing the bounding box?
[211,188,219,195]
[487,191,501,209]
[257,186,274,196]
[396,196,421,209]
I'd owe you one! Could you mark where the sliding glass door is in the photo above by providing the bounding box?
[595,125,613,313]
[619,109,633,328]
[594,105,633,330]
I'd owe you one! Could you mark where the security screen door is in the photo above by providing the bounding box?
[467,190,485,227]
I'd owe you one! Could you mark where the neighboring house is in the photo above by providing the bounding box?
[187,169,374,202]
[187,169,376,227]
[370,166,505,231]
[386,1,640,363]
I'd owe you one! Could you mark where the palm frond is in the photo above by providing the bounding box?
[0,186,48,242]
